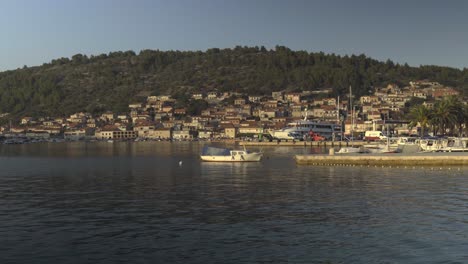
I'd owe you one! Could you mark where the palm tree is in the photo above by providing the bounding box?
[432,97,459,136]
[408,104,431,137]
[443,96,467,136]
[459,104,468,136]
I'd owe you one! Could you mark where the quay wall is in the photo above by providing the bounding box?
[295,154,468,166]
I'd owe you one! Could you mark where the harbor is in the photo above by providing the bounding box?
[2,140,468,264]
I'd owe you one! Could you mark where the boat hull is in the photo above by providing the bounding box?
[200,152,263,162]
[337,147,363,154]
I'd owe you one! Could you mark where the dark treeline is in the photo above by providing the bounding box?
[1,46,468,118]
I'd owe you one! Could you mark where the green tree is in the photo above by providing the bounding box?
[187,100,209,116]
[440,96,467,136]
[2,46,468,119]
[431,97,459,136]
[408,104,431,137]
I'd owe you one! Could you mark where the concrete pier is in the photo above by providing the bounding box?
[295,153,468,166]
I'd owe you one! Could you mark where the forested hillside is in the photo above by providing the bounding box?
[1,46,467,118]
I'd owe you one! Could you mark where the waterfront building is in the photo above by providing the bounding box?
[172,129,192,140]
[147,128,172,139]
[220,123,237,138]
[25,131,50,139]
[95,125,137,140]
[133,120,157,137]
[64,129,89,140]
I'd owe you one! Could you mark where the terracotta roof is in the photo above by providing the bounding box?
[99,125,119,131]
[134,120,157,127]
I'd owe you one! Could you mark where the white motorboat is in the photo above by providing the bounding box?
[337,146,366,154]
[436,137,468,152]
[418,138,444,152]
[364,144,399,153]
[200,146,263,162]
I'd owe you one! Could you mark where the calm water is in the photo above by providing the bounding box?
[1,142,468,264]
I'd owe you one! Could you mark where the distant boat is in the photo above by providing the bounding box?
[268,120,340,141]
[268,107,340,141]
[200,146,263,162]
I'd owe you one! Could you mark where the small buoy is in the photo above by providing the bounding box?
[179,161,183,166]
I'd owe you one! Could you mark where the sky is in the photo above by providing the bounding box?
[1,0,468,71]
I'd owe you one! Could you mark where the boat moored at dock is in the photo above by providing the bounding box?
[268,119,340,141]
[418,137,468,152]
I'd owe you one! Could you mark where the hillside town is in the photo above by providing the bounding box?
[0,81,460,143]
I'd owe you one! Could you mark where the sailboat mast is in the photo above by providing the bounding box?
[349,86,353,140]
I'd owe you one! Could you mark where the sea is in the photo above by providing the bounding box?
[1,141,467,264]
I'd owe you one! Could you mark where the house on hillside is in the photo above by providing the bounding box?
[100,112,115,122]
[248,95,262,103]
[192,93,205,100]
[21,117,35,125]
[272,91,284,101]
[234,98,246,106]
[285,92,301,104]
[207,91,219,100]
[323,98,337,106]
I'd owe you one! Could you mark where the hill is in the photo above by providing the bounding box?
[1,46,467,119]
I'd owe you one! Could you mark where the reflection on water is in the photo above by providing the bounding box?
[0,141,202,158]
[1,142,468,263]
[200,162,263,177]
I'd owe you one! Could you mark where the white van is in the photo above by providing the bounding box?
[286,132,304,141]
[364,131,387,141]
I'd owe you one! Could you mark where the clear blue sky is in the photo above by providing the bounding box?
[1,0,467,71]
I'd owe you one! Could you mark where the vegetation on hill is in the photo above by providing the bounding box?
[1,46,468,119]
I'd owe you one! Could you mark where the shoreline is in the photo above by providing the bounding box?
[1,137,361,147]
